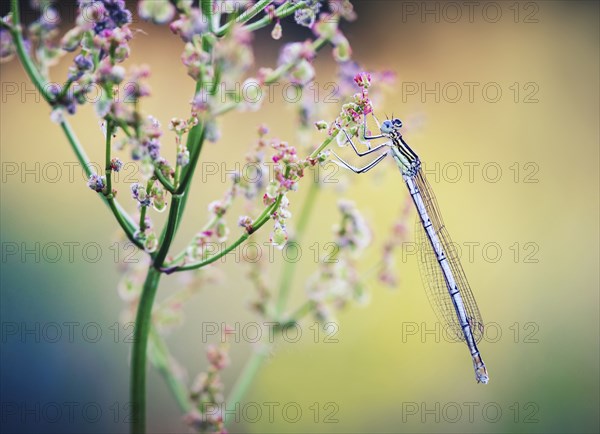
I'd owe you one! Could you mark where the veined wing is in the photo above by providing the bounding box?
[413,169,485,343]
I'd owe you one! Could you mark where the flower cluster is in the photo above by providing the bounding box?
[185,330,232,434]
[54,1,135,116]
[87,173,106,193]
[313,12,351,62]
[0,15,16,62]
[329,71,374,137]
[264,140,304,249]
[274,41,316,85]
[379,199,412,286]
[121,116,173,183]
[293,0,323,28]
[131,180,168,212]
[306,200,372,322]
[335,199,372,252]
[169,116,198,168]
[185,191,236,262]
[170,7,209,43]
[110,157,123,172]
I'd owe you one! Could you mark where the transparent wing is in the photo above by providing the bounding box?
[413,170,484,343]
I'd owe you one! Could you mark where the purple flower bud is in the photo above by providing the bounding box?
[110,157,123,172]
[74,54,93,71]
[0,28,16,61]
[87,173,106,192]
[258,124,269,137]
[294,0,321,28]
[177,149,190,167]
[238,216,253,232]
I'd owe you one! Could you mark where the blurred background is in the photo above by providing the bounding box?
[1,1,598,433]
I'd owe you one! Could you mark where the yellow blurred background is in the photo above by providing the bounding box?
[1,1,598,433]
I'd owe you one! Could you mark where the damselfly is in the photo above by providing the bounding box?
[332,115,489,384]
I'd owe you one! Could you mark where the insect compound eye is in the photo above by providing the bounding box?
[393,119,403,128]
[380,120,394,133]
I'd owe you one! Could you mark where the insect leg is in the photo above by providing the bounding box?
[331,149,389,174]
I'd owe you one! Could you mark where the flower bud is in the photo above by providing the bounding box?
[144,232,158,253]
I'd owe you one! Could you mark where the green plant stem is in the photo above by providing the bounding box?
[9,0,143,250]
[212,35,329,117]
[165,214,221,267]
[264,36,328,85]
[216,0,273,36]
[163,200,279,274]
[131,267,161,434]
[166,130,338,274]
[60,119,145,249]
[224,178,322,424]
[224,345,270,424]
[153,195,182,269]
[149,328,193,413]
[9,0,53,103]
[201,0,215,33]
[105,119,114,195]
[243,1,307,33]
[275,177,320,317]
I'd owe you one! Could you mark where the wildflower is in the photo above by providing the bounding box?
[170,7,208,43]
[206,344,230,370]
[142,116,163,140]
[332,33,351,62]
[238,216,253,232]
[315,120,328,131]
[191,88,211,112]
[0,25,16,63]
[204,119,221,143]
[138,0,176,25]
[169,117,189,135]
[208,200,226,217]
[270,221,288,250]
[354,72,371,89]
[313,13,338,40]
[152,186,168,212]
[85,0,132,34]
[146,138,161,161]
[330,0,357,22]
[144,232,158,253]
[277,42,316,85]
[61,27,83,52]
[123,65,152,102]
[110,158,123,172]
[215,219,229,243]
[335,200,371,252]
[258,124,269,137]
[97,60,126,85]
[131,183,152,207]
[293,0,322,28]
[177,149,190,167]
[379,200,411,287]
[233,77,261,111]
[87,173,106,193]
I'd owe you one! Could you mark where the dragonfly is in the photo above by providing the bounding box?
[332,114,489,384]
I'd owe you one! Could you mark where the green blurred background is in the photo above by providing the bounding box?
[1,1,598,433]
